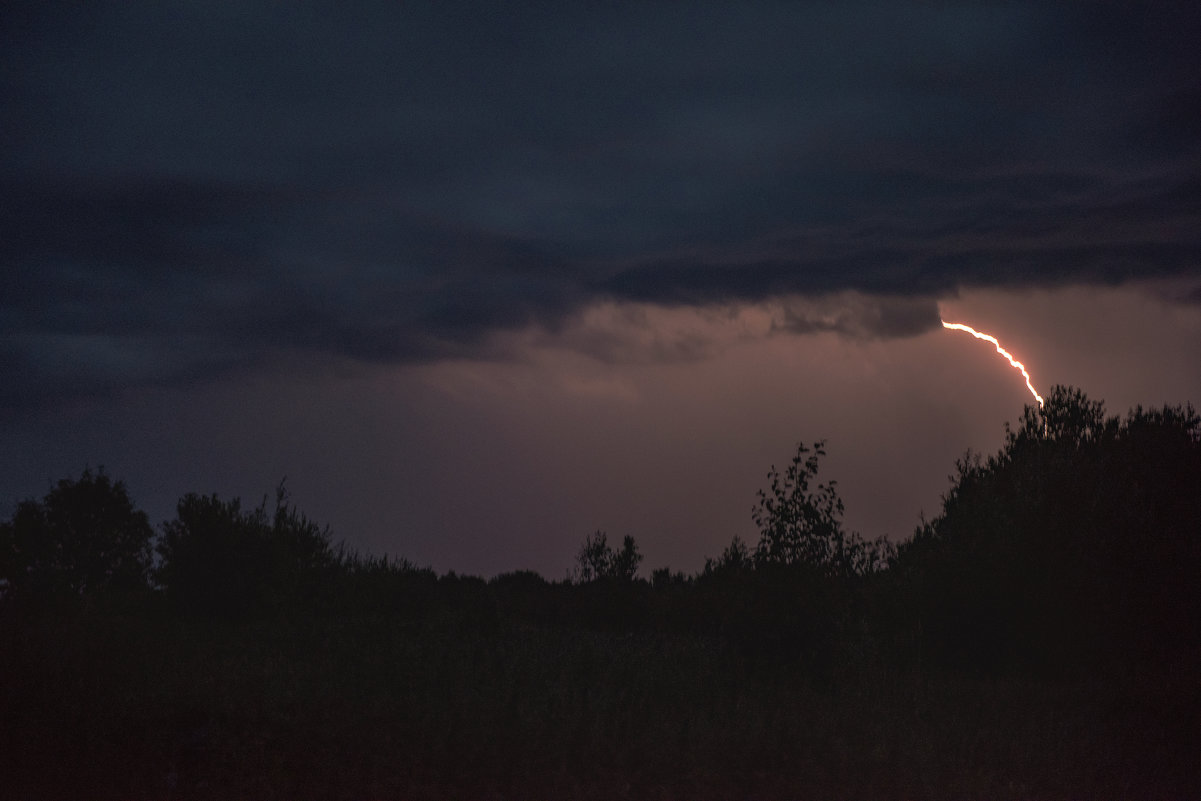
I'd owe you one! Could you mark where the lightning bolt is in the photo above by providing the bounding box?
[942,321,1044,407]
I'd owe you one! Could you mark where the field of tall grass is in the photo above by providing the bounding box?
[3,599,1197,800]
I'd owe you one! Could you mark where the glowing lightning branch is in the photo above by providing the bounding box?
[942,321,1044,407]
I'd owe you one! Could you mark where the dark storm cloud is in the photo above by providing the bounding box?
[771,296,943,340]
[3,0,1200,408]
[0,173,584,408]
[602,168,1201,305]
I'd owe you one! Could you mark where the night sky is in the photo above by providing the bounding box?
[4,2,1201,578]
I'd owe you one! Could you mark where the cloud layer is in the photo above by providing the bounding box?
[4,1,1200,410]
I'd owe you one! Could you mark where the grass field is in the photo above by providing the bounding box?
[4,604,1197,800]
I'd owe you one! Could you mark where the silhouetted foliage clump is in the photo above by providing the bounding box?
[702,534,753,576]
[325,551,438,617]
[751,440,892,576]
[572,529,642,582]
[0,468,153,609]
[896,385,1201,673]
[156,482,338,618]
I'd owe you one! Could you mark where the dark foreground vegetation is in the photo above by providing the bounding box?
[2,387,1199,799]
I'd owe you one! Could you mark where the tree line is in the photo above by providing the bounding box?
[3,385,1199,675]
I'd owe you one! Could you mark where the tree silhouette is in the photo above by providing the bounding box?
[156,482,337,617]
[572,530,642,582]
[0,468,153,607]
[897,385,1201,672]
[702,534,752,576]
[751,441,889,576]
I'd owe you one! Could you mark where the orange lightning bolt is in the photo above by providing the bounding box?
[942,321,1044,407]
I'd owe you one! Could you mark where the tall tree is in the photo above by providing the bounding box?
[897,386,1201,672]
[751,441,888,576]
[0,468,153,606]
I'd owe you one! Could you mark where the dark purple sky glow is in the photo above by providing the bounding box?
[3,2,1200,577]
